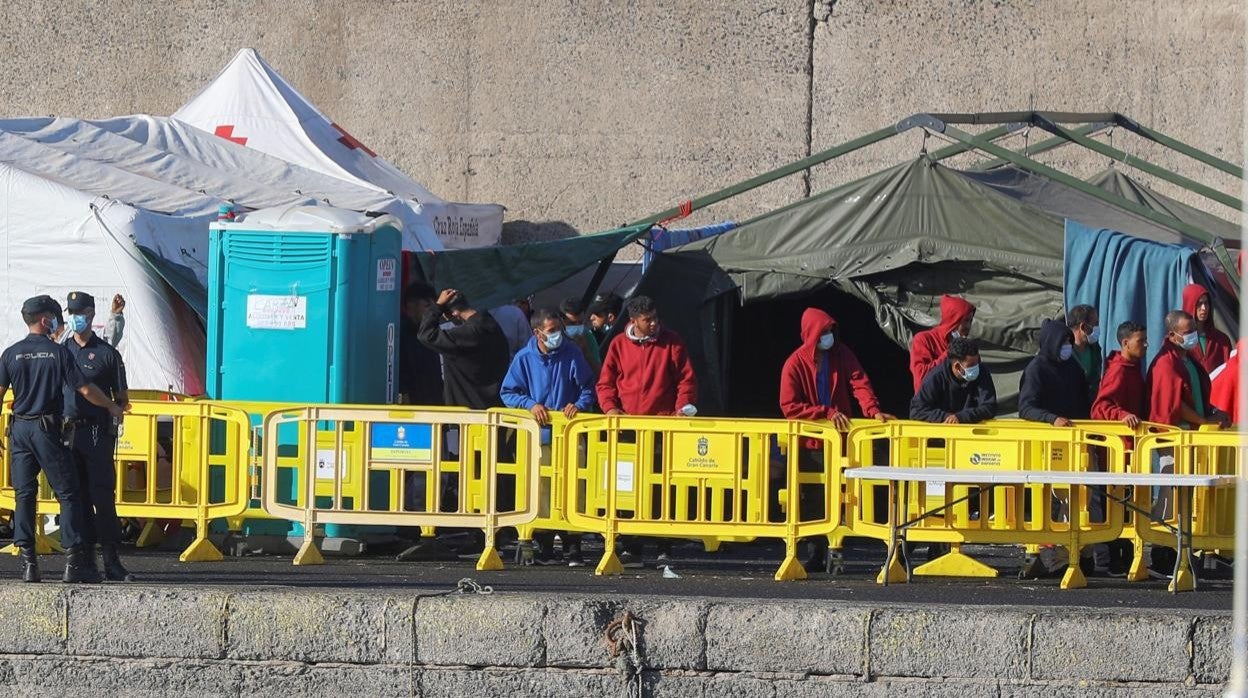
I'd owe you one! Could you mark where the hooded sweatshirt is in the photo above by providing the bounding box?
[1209,340,1243,424]
[780,309,881,421]
[1018,319,1091,424]
[500,336,596,412]
[1091,350,1147,422]
[1147,338,1213,427]
[909,295,976,392]
[1182,283,1232,373]
[909,355,997,424]
[597,324,697,415]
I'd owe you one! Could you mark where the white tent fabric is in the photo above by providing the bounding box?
[0,164,206,393]
[174,48,504,249]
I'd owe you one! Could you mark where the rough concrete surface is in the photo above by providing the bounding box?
[0,585,1229,696]
[0,1,1236,247]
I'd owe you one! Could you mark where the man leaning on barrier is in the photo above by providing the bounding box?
[500,307,596,566]
[0,295,128,584]
[909,337,997,425]
[63,291,135,582]
[597,295,697,569]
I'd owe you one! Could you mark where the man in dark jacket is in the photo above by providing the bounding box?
[1066,304,1103,407]
[1019,319,1090,426]
[417,289,509,410]
[909,337,997,424]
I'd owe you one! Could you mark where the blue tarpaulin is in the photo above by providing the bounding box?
[642,221,737,273]
[1063,219,1194,368]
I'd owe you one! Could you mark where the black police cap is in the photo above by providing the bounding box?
[21,295,62,317]
[66,291,95,313]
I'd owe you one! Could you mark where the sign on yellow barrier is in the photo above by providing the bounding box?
[261,405,541,569]
[0,400,252,561]
[562,414,843,581]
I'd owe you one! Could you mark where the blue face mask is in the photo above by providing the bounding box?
[68,314,89,333]
[1181,331,1200,351]
[542,331,564,351]
[960,363,980,382]
[1059,344,1074,361]
[565,325,585,338]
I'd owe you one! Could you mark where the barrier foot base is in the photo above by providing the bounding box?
[913,551,998,579]
[179,536,223,563]
[0,543,15,556]
[2,533,63,556]
[702,537,721,553]
[596,552,624,576]
[1060,564,1088,589]
[774,554,807,581]
[1127,549,1149,583]
[420,526,436,538]
[1169,564,1196,593]
[876,556,908,585]
[136,521,166,549]
[293,540,325,566]
[476,547,504,571]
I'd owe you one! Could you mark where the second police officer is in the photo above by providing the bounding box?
[63,291,134,581]
[0,295,128,583]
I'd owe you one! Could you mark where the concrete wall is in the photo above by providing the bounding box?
[0,585,1227,696]
[0,1,1240,246]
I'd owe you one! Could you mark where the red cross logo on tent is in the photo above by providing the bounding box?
[213,125,248,146]
[331,123,377,157]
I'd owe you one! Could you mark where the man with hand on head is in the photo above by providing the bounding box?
[909,337,997,424]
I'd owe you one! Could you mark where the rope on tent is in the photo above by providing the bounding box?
[656,199,693,226]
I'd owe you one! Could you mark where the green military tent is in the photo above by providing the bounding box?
[633,156,1069,417]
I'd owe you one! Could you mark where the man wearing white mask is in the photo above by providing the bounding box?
[779,308,894,428]
[1019,319,1091,428]
[1147,310,1229,430]
[1066,304,1103,406]
[909,337,997,424]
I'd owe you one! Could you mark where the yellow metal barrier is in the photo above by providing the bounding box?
[261,405,541,569]
[1128,427,1240,589]
[0,400,251,561]
[847,419,1133,587]
[562,415,843,581]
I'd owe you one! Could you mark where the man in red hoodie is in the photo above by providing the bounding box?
[1148,310,1227,429]
[910,295,976,393]
[1210,339,1244,424]
[1091,321,1148,428]
[780,308,894,427]
[597,295,697,568]
[1181,283,1231,373]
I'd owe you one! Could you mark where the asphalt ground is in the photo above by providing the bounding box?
[6,532,1232,612]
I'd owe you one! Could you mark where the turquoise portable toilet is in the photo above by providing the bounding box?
[207,205,402,403]
[207,205,403,542]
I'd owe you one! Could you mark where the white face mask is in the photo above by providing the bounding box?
[1087,325,1101,345]
[950,330,961,340]
[541,331,564,351]
[817,333,835,351]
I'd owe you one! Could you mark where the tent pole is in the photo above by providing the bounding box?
[933,121,1241,285]
[967,123,1110,171]
[580,250,619,309]
[1119,117,1244,180]
[1034,116,1243,212]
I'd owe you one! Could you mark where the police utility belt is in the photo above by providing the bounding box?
[11,413,64,435]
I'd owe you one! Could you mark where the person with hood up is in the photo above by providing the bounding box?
[1181,284,1232,373]
[1091,321,1148,428]
[1210,339,1244,424]
[909,337,997,424]
[909,295,976,393]
[781,308,895,428]
[1019,319,1091,426]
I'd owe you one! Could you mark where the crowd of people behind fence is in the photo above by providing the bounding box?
[397,280,1240,574]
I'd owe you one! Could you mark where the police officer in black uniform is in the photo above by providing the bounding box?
[0,295,126,583]
[64,291,134,581]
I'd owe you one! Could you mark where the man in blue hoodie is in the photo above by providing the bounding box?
[500,307,596,565]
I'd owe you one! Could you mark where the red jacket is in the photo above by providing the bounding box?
[780,309,881,420]
[1091,351,1147,421]
[1210,340,1244,424]
[597,325,697,415]
[1146,340,1212,427]
[1183,283,1231,373]
[909,295,976,392]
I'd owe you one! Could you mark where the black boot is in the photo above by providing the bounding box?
[100,544,135,582]
[62,546,102,584]
[19,547,40,583]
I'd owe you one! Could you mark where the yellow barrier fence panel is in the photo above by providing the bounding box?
[261,405,541,570]
[846,419,1132,587]
[0,400,251,562]
[1129,426,1240,591]
[562,414,843,581]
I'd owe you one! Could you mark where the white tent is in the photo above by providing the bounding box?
[0,114,452,391]
[174,48,505,249]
